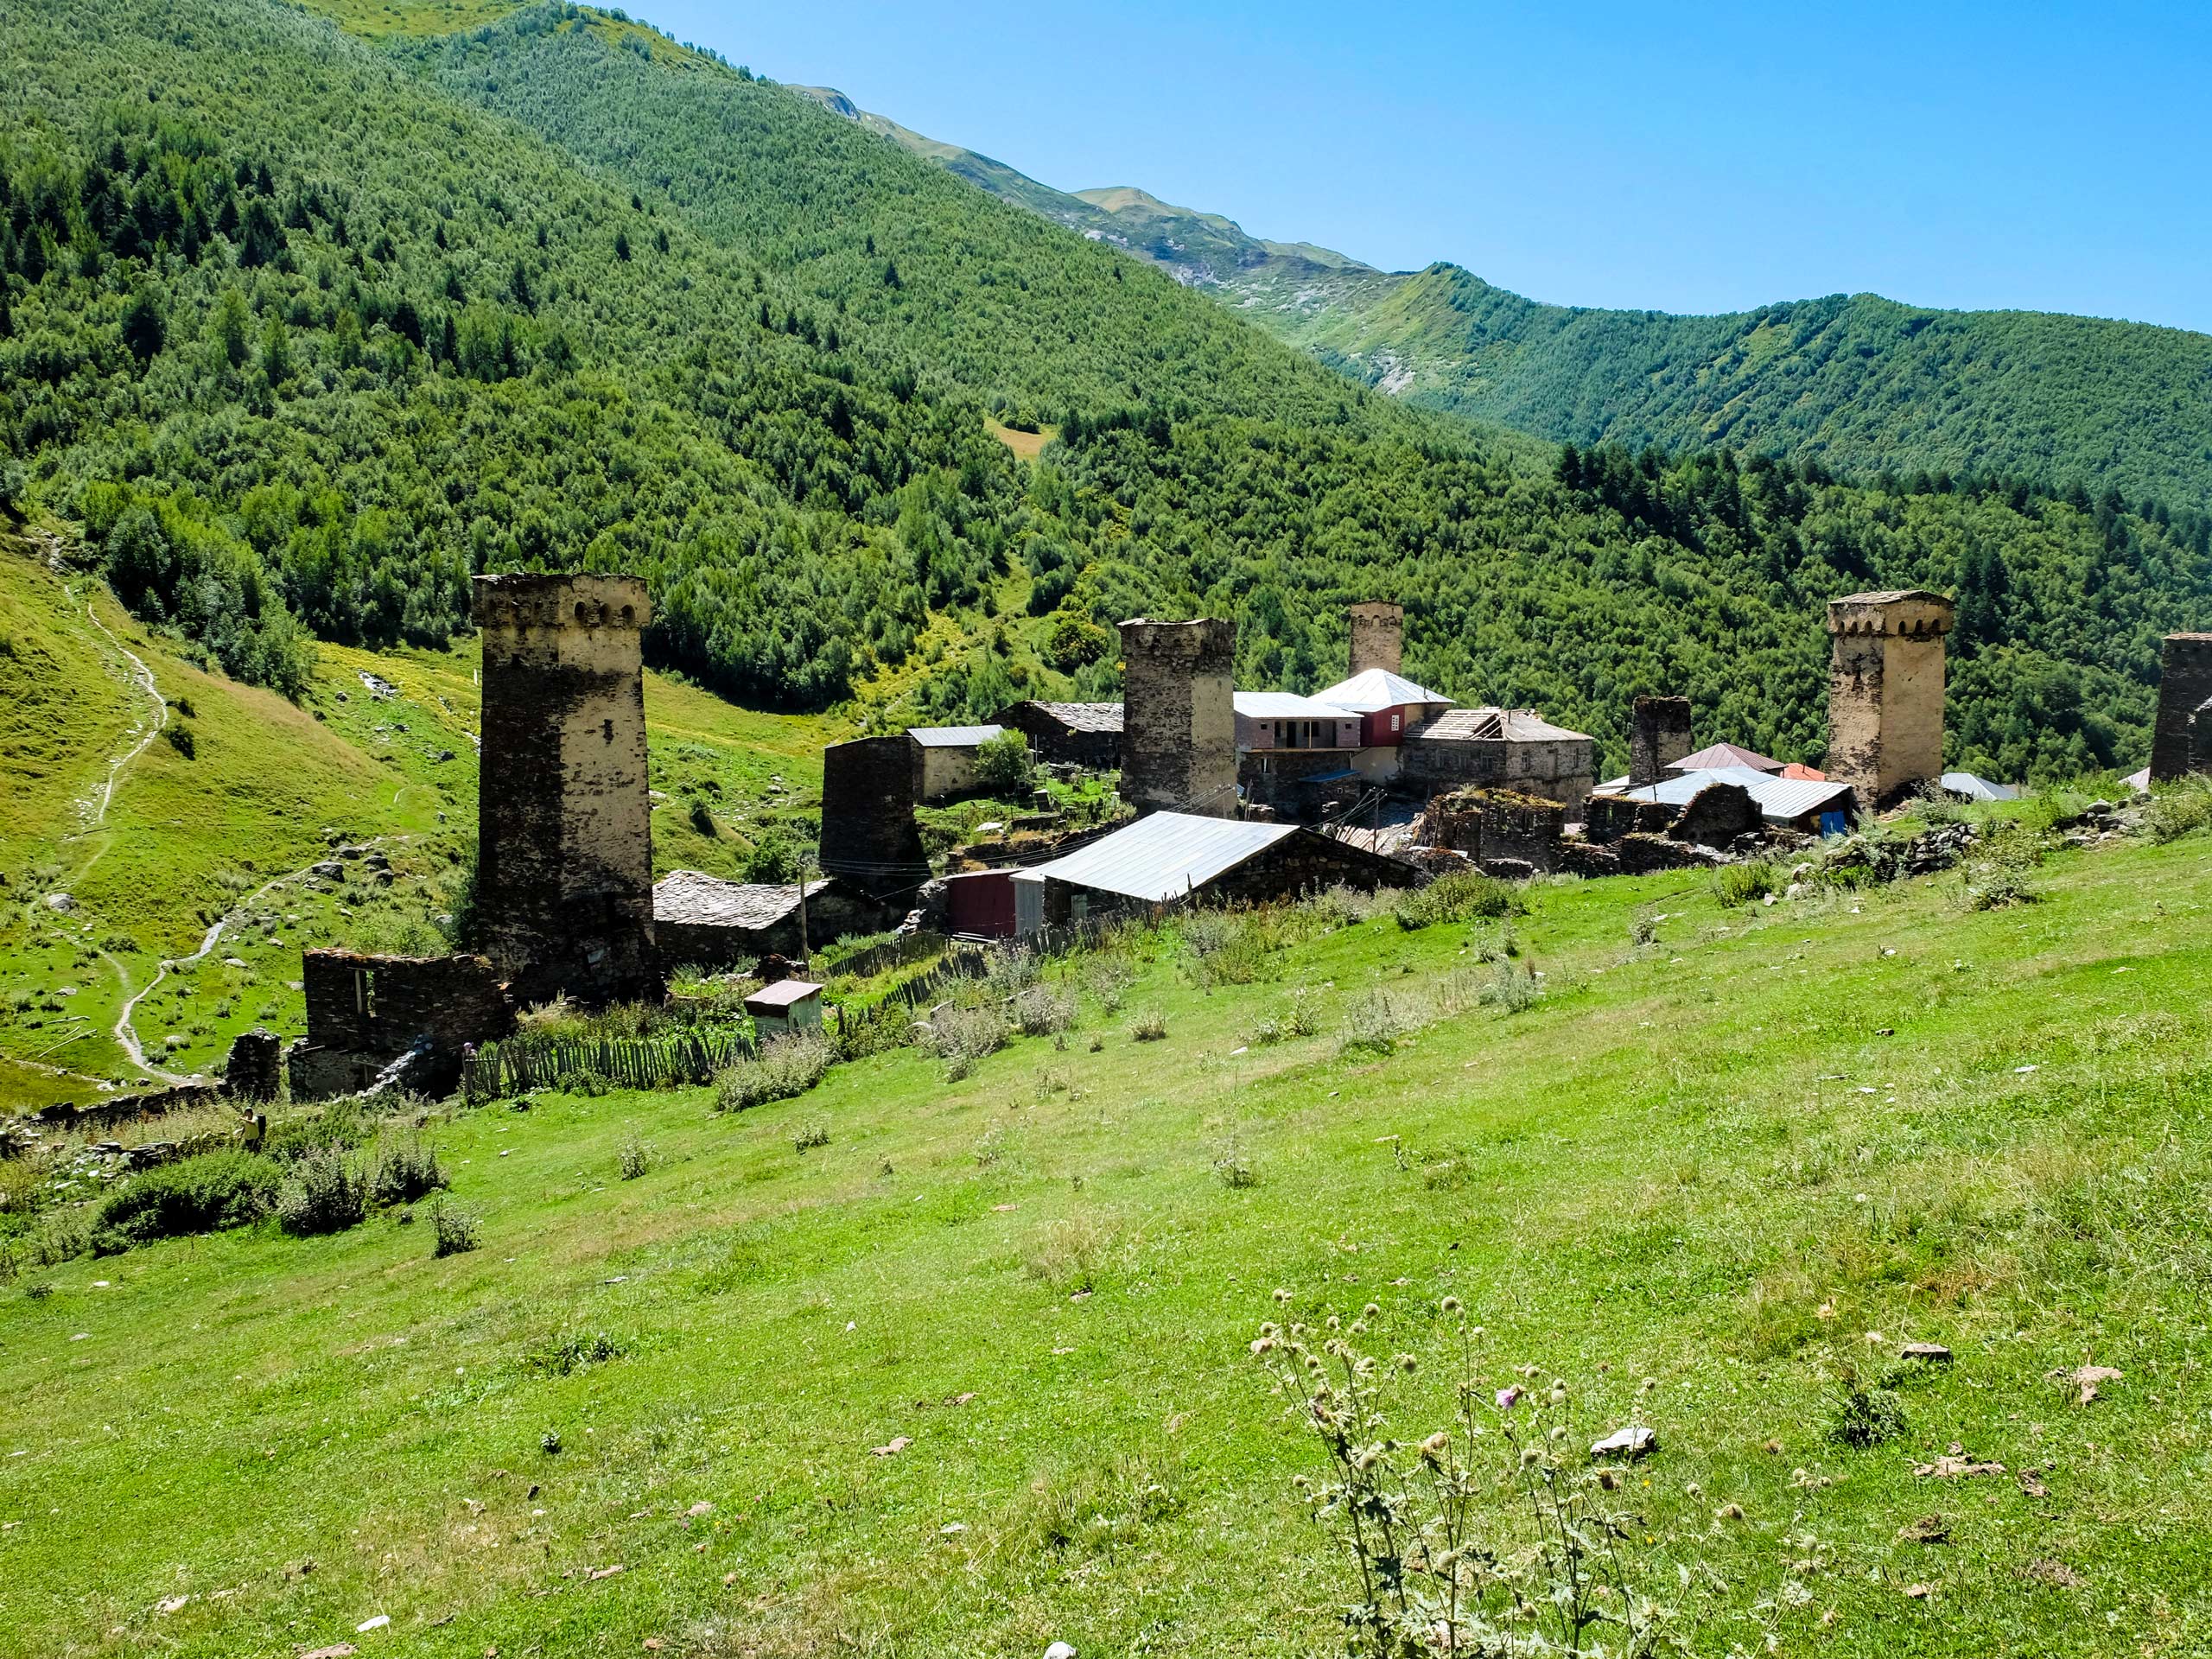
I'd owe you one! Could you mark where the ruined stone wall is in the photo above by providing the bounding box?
[1629,696,1693,787]
[1826,591,1954,810]
[1585,795,1681,843]
[1400,736,1595,813]
[1346,601,1404,677]
[993,703,1121,770]
[2152,634,2212,780]
[1669,782,1760,845]
[293,950,517,1099]
[474,573,658,1006]
[1119,618,1236,817]
[819,735,931,900]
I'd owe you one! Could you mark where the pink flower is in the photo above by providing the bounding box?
[1496,1386,1523,1412]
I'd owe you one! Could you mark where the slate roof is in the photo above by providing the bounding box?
[908,723,1004,748]
[1312,667,1456,714]
[652,871,827,931]
[1406,707,1592,744]
[1940,772,2022,802]
[1669,741,1784,774]
[1020,701,1123,733]
[1026,810,1301,903]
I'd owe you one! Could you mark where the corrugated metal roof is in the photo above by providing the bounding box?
[1235,691,1356,721]
[1941,772,2021,802]
[1027,810,1300,902]
[1669,741,1783,773]
[908,723,1004,747]
[1312,667,1457,714]
[1593,766,1853,821]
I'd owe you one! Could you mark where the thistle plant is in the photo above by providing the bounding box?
[1252,1296,1666,1657]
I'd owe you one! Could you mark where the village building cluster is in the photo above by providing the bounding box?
[269,567,2212,1099]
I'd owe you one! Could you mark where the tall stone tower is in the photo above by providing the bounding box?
[1346,601,1404,677]
[1824,589,1955,810]
[1629,695,1693,787]
[2152,633,2212,781]
[473,573,660,1007]
[1118,617,1236,817]
[818,735,930,901]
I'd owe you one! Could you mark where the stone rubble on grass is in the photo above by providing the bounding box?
[1899,1342,1953,1363]
[1589,1425,1656,1460]
[2055,1363,2122,1405]
[870,1436,912,1457]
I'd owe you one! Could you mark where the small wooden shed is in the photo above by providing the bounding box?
[744,978,825,1040]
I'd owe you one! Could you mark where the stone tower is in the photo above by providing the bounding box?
[1346,601,1404,677]
[1629,695,1693,788]
[473,572,660,1007]
[2152,633,2212,781]
[1824,589,1955,810]
[818,735,930,901]
[1118,617,1236,817]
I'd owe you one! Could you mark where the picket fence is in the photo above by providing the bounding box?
[462,1027,756,1101]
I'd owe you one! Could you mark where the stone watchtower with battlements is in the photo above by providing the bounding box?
[1118,616,1236,817]
[1825,589,1955,811]
[1346,601,1404,677]
[473,572,660,1007]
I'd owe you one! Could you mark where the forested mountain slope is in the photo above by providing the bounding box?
[1256,264,2212,512]
[1,0,2206,788]
[792,79,2212,511]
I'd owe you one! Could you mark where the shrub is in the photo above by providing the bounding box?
[263,1098,372,1162]
[90,1152,280,1254]
[1013,983,1076,1037]
[713,1033,832,1111]
[1478,960,1542,1014]
[1827,1384,1907,1449]
[1338,991,1407,1056]
[525,1331,628,1376]
[1711,859,1783,907]
[367,1133,447,1206]
[793,1122,830,1153]
[430,1198,480,1257]
[975,728,1036,793]
[1212,1131,1258,1189]
[276,1146,368,1236]
[1128,1009,1167,1043]
[617,1131,653,1179]
[931,1005,1009,1081]
[1393,869,1516,930]
[2143,776,2212,844]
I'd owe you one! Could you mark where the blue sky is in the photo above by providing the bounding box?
[637,1,2212,333]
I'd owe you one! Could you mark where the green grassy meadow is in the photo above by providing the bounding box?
[3,828,2206,1656]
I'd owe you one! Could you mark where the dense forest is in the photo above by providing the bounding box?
[1259,264,2212,514]
[3,0,2207,782]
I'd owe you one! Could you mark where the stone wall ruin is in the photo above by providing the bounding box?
[2152,632,2212,781]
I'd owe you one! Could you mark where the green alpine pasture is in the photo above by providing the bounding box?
[3,828,2207,1656]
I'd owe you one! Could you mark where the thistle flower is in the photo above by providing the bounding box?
[1325,1313,1341,1331]
[1250,1337,1276,1355]
[1362,1302,1381,1320]
[1274,1287,1294,1304]
[1521,1446,1542,1466]
[1396,1353,1418,1374]
[1421,1430,1452,1459]
[1496,1386,1523,1412]
[1548,1386,1568,1407]
[1440,1296,1462,1314]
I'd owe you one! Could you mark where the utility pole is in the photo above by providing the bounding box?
[795,855,813,970]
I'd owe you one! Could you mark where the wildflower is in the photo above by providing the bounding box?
[1304,1354,1323,1373]
[1548,1386,1568,1406]
[1349,1320,1367,1336]
[1396,1353,1418,1374]
[1421,1431,1452,1458]
[1363,1302,1381,1320]
[1440,1296,1462,1314]
[1326,1314,1341,1331]
[1521,1447,1542,1466]
[1292,1474,1310,1490]
[1638,1377,1657,1395]
[1354,1444,1385,1471]
[1497,1386,1523,1411]
[1250,1337,1276,1356]
[1549,1426,1567,1441]
[1685,1482,1703,1497]
[1274,1287,1294,1304]
[1718,1503,1745,1521]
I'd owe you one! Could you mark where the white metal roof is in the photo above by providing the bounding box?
[1593,766,1855,822]
[1940,772,2021,802]
[1311,667,1456,714]
[908,723,1004,748]
[1235,691,1356,721]
[1027,810,1300,903]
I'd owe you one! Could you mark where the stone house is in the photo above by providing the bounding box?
[992,700,1122,771]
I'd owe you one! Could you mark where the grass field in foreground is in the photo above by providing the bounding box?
[3,830,2208,1656]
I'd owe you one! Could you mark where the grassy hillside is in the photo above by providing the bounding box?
[3,819,2208,1653]
[0,524,849,1107]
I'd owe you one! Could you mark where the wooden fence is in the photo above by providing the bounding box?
[462,1027,756,1101]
